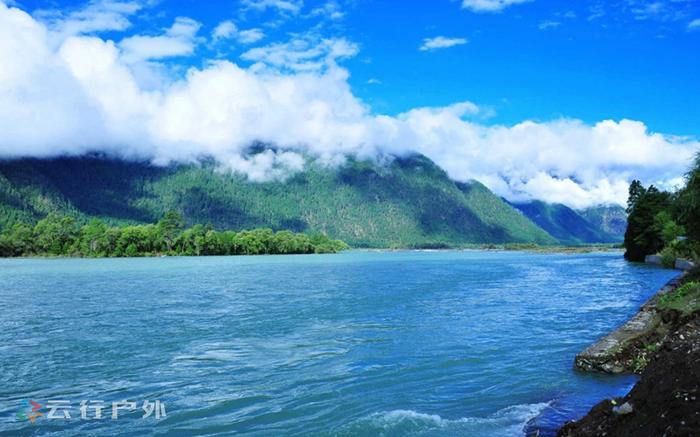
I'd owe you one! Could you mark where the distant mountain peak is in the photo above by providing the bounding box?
[511,201,625,244]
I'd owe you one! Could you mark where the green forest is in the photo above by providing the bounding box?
[624,153,700,265]
[0,211,348,258]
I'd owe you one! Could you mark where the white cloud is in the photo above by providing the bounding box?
[119,17,201,63]
[0,0,697,208]
[309,1,344,20]
[241,0,303,15]
[627,0,691,22]
[238,28,265,44]
[212,20,237,41]
[461,0,532,13]
[594,1,696,24]
[588,4,606,21]
[36,0,143,40]
[689,18,700,30]
[538,20,561,30]
[396,116,694,208]
[419,36,468,52]
[211,20,264,45]
[241,35,358,71]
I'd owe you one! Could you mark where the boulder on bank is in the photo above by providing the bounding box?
[675,258,696,271]
[574,310,660,373]
[644,254,663,265]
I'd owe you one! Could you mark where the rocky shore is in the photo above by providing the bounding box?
[558,272,700,436]
[573,274,685,375]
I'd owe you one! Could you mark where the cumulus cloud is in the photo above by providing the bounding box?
[36,0,143,40]
[119,17,201,63]
[419,36,468,51]
[461,0,532,13]
[0,0,698,208]
[397,116,694,208]
[689,18,700,30]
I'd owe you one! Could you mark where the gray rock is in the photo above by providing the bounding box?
[575,310,660,373]
[675,258,695,271]
[645,255,663,265]
[612,402,634,415]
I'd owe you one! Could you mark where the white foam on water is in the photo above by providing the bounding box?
[338,402,551,436]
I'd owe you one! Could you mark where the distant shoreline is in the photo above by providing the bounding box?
[352,244,623,254]
[0,244,625,260]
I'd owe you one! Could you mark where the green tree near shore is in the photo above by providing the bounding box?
[624,184,672,261]
[0,211,348,258]
[624,153,700,262]
[158,210,185,252]
[676,153,700,243]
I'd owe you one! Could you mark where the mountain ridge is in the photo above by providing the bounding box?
[510,200,625,244]
[0,154,622,247]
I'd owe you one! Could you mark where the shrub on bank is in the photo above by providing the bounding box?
[682,265,700,284]
[655,239,699,269]
[660,246,676,268]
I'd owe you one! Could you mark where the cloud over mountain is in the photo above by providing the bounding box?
[0,1,697,208]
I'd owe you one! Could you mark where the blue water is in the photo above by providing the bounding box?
[0,251,677,436]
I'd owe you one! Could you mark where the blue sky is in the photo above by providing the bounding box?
[2,0,699,208]
[347,0,700,136]
[18,0,700,136]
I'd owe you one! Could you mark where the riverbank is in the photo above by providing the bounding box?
[573,273,685,374]
[0,244,618,260]
[356,244,621,254]
[558,268,700,436]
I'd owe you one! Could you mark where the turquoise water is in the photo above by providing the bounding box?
[0,251,677,436]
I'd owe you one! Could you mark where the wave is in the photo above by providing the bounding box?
[335,402,550,437]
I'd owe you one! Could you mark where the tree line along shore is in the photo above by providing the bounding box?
[0,211,348,258]
[623,153,700,266]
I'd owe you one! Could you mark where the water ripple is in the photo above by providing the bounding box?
[0,251,677,436]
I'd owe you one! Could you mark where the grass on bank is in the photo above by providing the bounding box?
[658,280,700,316]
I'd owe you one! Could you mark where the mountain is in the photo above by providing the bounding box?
[578,205,627,240]
[511,200,624,244]
[0,154,558,248]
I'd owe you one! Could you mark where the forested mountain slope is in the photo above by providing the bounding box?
[0,154,559,247]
